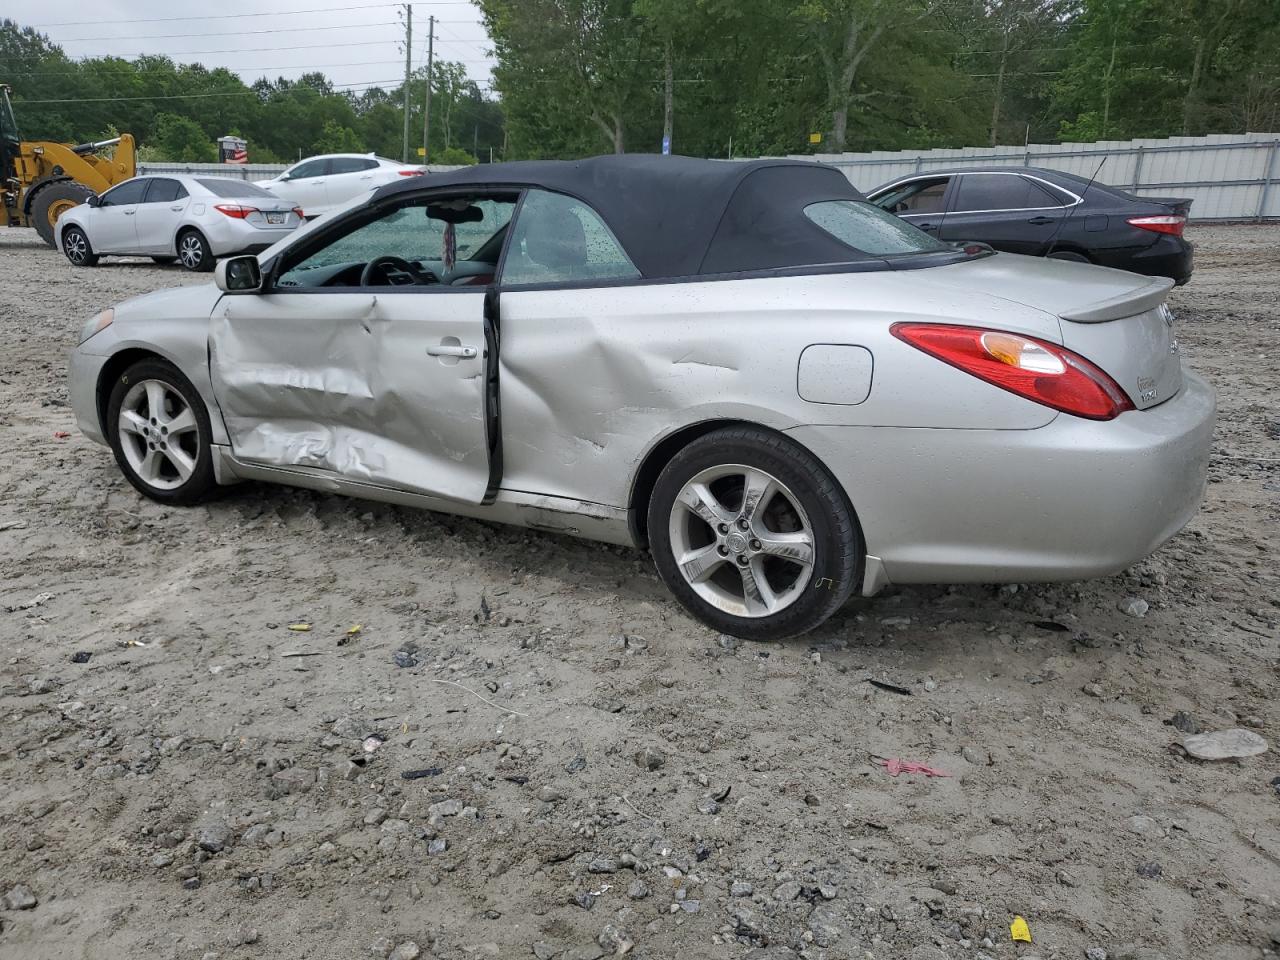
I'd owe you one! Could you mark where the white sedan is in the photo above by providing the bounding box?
[256,154,425,218]
[56,175,303,272]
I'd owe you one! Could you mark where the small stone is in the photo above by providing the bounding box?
[389,942,421,960]
[195,821,232,853]
[1127,815,1163,838]
[678,899,701,913]
[1082,682,1105,698]
[574,891,595,910]
[331,716,366,739]
[364,809,388,826]
[2,886,37,910]
[1117,597,1149,618]
[1086,948,1108,960]
[392,651,419,669]
[773,881,802,902]
[27,677,60,695]
[730,881,754,898]
[598,924,634,955]
[1182,728,1269,760]
[588,857,618,874]
[1136,862,1162,879]
[962,746,987,766]
[1168,711,1201,734]
[627,879,650,900]
[182,876,202,890]
[428,799,463,818]
[807,905,844,948]
[370,938,395,958]
[71,651,92,664]
[150,852,174,869]
[532,944,558,960]
[634,747,665,771]
[427,838,448,855]
[536,786,563,803]
[696,797,719,815]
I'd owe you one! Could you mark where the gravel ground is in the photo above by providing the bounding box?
[0,226,1277,960]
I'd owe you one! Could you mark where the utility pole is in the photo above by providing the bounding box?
[661,36,673,155]
[422,14,435,163]
[401,3,412,163]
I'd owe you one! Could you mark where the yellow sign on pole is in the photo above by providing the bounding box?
[809,132,822,144]
[416,147,426,157]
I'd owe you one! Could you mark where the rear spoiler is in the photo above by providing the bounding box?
[1136,195,1193,217]
[1060,276,1175,323]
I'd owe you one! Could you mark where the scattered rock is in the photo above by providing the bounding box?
[389,942,421,960]
[626,880,649,900]
[1127,815,1164,838]
[427,838,448,855]
[597,923,634,955]
[1167,711,1201,734]
[1182,728,1268,760]
[1136,862,1162,879]
[195,821,232,853]
[730,881,754,898]
[1117,597,1149,618]
[1086,948,1108,960]
[696,797,719,815]
[588,857,618,874]
[807,904,844,948]
[1082,682,1105,698]
[634,746,665,771]
[2,886,37,910]
[429,799,463,818]
[536,786,563,803]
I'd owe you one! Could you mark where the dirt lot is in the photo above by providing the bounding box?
[0,226,1276,960]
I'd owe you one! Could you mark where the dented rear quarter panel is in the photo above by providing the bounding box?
[498,269,1062,511]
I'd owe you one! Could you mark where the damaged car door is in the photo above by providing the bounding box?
[208,193,514,503]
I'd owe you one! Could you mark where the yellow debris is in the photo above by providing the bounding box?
[1010,916,1032,943]
[287,623,311,632]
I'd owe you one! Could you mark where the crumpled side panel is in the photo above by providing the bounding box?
[209,291,490,503]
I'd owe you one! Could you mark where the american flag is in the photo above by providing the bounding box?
[226,148,248,165]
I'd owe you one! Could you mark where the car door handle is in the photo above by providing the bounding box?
[916,221,935,231]
[426,344,478,359]
[309,180,325,185]
[1027,216,1055,225]
[170,205,184,211]
[124,209,136,215]
[359,175,374,180]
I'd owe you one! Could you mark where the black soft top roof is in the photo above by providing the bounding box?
[374,154,869,279]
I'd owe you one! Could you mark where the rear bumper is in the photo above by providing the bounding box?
[1097,235,1194,285]
[202,218,299,257]
[788,371,1215,589]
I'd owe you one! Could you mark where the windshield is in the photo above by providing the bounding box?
[197,178,275,199]
[0,88,19,142]
[804,199,948,256]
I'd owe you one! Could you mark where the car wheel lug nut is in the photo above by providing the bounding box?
[717,523,728,534]
[750,539,761,550]
[737,555,748,565]
[717,545,728,556]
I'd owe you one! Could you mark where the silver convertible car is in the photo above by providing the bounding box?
[68,156,1214,640]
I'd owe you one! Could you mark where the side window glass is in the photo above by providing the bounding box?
[330,157,370,175]
[953,174,1044,212]
[276,195,516,288]
[874,178,948,215]
[101,178,149,206]
[289,159,328,180]
[501,190,640,286]
[145,178,182,203]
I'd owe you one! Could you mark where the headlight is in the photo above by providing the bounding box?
[79,308,114,344]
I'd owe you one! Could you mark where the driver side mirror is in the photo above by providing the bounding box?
[87,195,102,208]
[215,255,263,293]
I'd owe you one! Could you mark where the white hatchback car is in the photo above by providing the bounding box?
[256,154,425,218]
[56,175,304,272]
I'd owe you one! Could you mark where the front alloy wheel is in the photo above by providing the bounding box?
[107,358,216,504]
[648,426,862,640]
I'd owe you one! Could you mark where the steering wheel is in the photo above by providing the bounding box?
[360,255,437,287]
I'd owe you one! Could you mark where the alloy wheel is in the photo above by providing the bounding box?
[116,379,201,491]
[667,464,816,618]
[63,230,88,265]
[178,234,204,270]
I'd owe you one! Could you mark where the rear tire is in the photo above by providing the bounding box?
[30,180,95,247]
[106,358,217,506]
[151,255,177,265]
[61,225,99,267]
[176,229,214,272]
[647,426,861,641]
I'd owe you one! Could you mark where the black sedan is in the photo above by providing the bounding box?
[866,166,1193,284]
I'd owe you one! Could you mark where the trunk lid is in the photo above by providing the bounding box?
[920,253,1184,409]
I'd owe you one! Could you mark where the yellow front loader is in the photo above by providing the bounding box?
[1,84,137,247]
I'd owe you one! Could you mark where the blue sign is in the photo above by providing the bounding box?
[662,135,671,156]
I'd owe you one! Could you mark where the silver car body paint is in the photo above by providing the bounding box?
[70,220,1214,593]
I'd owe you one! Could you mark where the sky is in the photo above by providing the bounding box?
[23,0,497,94]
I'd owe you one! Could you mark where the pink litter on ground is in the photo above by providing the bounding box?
[875,758,952,778]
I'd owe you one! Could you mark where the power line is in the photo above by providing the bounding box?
[54,21,401,43]
[26,1,476,27]
[14,78,406,104]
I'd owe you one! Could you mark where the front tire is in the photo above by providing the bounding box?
[62,226,99,267]
[151,255,177,265]
[176,229,214,272]
[647,426,861,641]
[106,358,217,505]
[1046,249,1091,264]
[31,180,96,246]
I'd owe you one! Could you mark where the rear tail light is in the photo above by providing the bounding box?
[398,168,426,176]
[214,204,258,219]
[890,323,1134,421]
[1127,214,1186,237]
[292,207,304,219]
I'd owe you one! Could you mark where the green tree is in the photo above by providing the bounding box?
[143,112,216,162]
[312,119,365,154]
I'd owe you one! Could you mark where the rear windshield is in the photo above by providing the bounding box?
[805,200,947,256]
[197,178,274,199]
